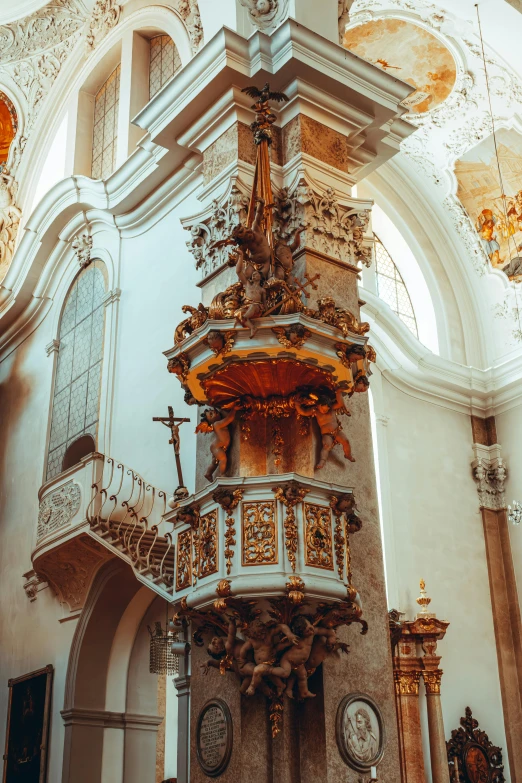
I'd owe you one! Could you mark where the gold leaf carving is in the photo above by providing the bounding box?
[242,501,277,565]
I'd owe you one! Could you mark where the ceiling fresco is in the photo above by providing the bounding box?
[455,129,522,280]
[342,18,457,114]
[0,92,16,165]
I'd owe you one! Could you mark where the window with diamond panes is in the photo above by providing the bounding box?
[375,236,418,338]
[46,263,106,480]
[149,35,182,99]
[91,65,121,179]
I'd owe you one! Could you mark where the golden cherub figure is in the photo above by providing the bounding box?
[284,623,348,699]
[247,616,335,699]
[295,388,355,469]
[195,404,238,482]
[234,255,267,338]
[202,619,262,693]
[240,618,298,696]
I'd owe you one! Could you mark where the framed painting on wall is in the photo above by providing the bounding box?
[2,665,53,783]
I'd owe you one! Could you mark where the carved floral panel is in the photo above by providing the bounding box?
[198,510,218,578]
[176,529,192,590]
[304,503,334,570]
[37,482,81,540]
[242,501,278,566]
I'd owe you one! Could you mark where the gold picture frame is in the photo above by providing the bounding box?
[2,664,54,783]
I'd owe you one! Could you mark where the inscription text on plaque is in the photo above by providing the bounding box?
[196,698,233,776]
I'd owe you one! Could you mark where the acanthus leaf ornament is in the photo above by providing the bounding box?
[72,232,93,269]
[238,0,289,32]
[394,670,421,696]
[471,456,507,510]
[86,0,122,49]
[422,669,443,695]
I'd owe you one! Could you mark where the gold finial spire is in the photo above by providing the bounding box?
[416,578,433,617]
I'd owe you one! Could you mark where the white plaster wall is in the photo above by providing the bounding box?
[374,375,509,780]
[109,198,201,496]
[0,317,77,783]
[0,184,204,778]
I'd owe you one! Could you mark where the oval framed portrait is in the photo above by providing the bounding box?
[463,743,491,783]
[196,698,233,777]
[336,692,386,772]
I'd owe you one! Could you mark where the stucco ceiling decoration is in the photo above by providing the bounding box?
[238,0,289,32]
[343,17,457,115]
[0,0,86,64]
[348,0,522,279]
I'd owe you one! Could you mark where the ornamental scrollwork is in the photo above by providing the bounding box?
[242,500,277,565]
[213,487,243,575]
[86,0,121,49]
[198,510,218,578]
[272,482,309,572]
[176,529,193,590]
[37,482,81,540]
[304,503,334,570]
[446,706,505,783]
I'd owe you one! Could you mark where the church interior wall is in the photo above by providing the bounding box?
[373,373,509,777]
[3,0,522,779]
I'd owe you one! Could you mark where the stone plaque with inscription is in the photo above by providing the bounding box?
[196,698,233,776]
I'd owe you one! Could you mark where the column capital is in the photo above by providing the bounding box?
[423,670,443,695]
[394,670,421,696]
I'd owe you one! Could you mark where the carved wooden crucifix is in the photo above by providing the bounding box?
[152,405,190,490]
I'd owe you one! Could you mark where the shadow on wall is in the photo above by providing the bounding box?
[0,343,31,527]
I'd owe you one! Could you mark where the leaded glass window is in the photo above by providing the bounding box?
[46,263,106,480]
[375,236,418,338]
[91,65,121,179]
[149,35,182,99]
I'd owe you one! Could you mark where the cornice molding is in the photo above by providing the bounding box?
[363,287,522,415]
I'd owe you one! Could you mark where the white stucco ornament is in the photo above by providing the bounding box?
[86,0,121,49]
[37,482,82,540]
[0,166,21,283]
[239,0,289,31]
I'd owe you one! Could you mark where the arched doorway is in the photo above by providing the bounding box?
[61,560,178,783]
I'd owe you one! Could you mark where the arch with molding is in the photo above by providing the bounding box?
[15,3,196,220]
[62,559,167,783]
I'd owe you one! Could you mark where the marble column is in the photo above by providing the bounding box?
[471,416,522,781]
[422,671,450,783]
[394,671,425,783]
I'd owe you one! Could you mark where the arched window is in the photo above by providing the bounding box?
[149,35,182,99]
[46,263,106,480]
[374,235,418,338]
[92,65,121,179]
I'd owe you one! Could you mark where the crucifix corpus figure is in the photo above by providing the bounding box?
[152,405,190,497]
